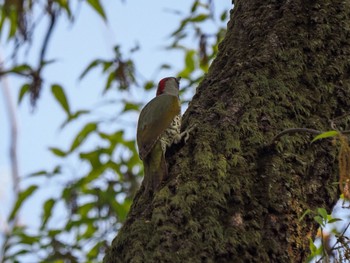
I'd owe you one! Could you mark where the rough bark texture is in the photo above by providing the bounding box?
[104,0,350,262]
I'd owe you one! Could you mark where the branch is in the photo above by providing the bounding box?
[30,2,58,105]
[0,59,19,195]
[0,53,20,262]
[271,128,321,143]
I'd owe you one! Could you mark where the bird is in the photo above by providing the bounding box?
[136,77,192,192]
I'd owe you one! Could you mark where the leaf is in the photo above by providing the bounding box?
[79,59,104,80]
[87,0,107,21]
[9,185,38,221]
[41,199,56,230]
[56,0,72,18]
[10,64,32,74]
[78,202,95,217]
[179,50,196,78]
[69,122,98,152]
[160,64,171,70]
[220,10,228,21]
[189,14,209,22]
[87,242,100,258]
[313,215,325,227]
[299,209,311,222]
[104,72,116,92]
[27,165,61,178]
[8,9,18,39]
[144,81,155,90]
[122,102,140,112]
[317,208,328,220]
[191,0,199,12]
[309,238,317,254]
[27,170,47,177]
[51,84,70,115]
[18,84,29,105]
[328,218,342,224]
[311,130,339,143]
[185,50,196,71]
[49,147,67,157]
[60,109,90,129]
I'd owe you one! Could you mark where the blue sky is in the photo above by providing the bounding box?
[0,0,232,252]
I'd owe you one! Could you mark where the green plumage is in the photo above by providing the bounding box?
[137,94,180,191]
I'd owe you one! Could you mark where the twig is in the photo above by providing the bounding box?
[272,128,321,143]
[39,3,57,67]
[30,2,58,105]
[316,221,350,262]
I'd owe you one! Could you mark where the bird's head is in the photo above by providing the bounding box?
[156,77,181,96]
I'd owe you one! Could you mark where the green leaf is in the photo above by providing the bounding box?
[10,64,32,73]
[191,0,199,12]
[144,81,155,90]
[313,215,325,227]
[9,185,38,221]
[309,238,317,254]
[185,50,196,71]
[49,147,67,157]
[27,165,61,178]
[220,10,228,21]
[104,72,116,92]
[122,102,140,112]
[69,122,98,152]
[60,109,90,129]
[179,50,196,78]
[8,9,18,39]
[87,0,107,21]
[51,84,71,115]
[56,0,72,18]
[87,242,100,258]
[299,209,311,222]
[189,14,209,22]
[79,59,104,80]
[78,202,95,217]
[27,170,47,177]
[317,208,328,220]
[328,218,342,224]
[311,130,339,143]
[18,84,29,105]
[41,199,56,230]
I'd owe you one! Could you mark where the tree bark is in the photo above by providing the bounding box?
[105,0,350,262]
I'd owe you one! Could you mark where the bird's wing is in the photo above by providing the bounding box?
[137,94,180,160]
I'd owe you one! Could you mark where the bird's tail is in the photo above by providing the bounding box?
[143,142,168,193]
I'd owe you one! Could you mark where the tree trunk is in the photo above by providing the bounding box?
[104,0,350,262]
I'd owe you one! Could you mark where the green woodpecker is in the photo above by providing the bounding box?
[137,77,190,192]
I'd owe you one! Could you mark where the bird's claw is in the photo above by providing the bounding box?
[183,124,197,143]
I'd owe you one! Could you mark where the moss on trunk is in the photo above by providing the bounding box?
[104,0,350,262]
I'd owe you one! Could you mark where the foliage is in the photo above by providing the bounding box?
[312,131,350,200]
[0,0,229,262]
[303,207,350,263]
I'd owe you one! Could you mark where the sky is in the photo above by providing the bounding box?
[0,0,232,258]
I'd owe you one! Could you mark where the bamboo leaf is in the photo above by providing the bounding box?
[18,84,30,105]
[41,199,56,230]
[9,185,38,221]
[87,0,107,21]
[69,122,98,152]
[51,84,70,115]
[311,130,339,143]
